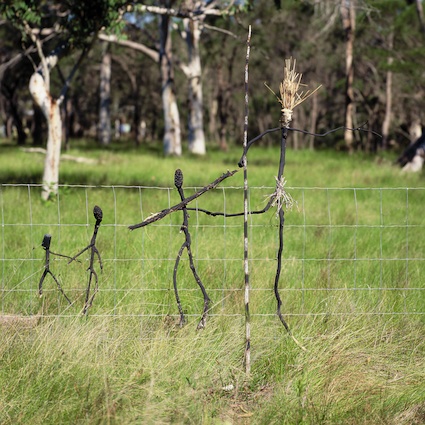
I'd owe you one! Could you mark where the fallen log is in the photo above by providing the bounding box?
[20,147,98,165]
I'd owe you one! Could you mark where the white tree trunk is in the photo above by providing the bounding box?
[162,84,182,155]
[99,31,182,154]
[381,32,393,150]
[415,0,425,34]
[160,12,182,156]
[341,0,355,153]
[183,18,206,155]
[409,121,422,142]
[30,72,62,201]
[42,101,62,199]
[99,45,111,145]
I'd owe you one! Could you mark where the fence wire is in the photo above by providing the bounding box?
[1,184,424,332]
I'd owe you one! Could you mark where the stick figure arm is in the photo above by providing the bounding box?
[238,127,280,167]
[128,169,238,230]
[68,245,91,264]
[50,251,78,262]
[186,197,275,217]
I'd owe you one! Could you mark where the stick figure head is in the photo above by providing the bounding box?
[93,205,103,222]
[174,169,183,189]
[42,234,52,250]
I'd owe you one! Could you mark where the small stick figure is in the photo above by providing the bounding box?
[69,205,103,314]
[38,234,73,304]
[173,169,210,329]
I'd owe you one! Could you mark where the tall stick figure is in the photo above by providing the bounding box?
[239,59,318,345]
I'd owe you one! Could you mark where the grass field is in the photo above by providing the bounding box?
[1,139,425,424]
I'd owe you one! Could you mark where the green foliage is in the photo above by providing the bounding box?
[2,0,425,153]
[0,0,41,32]
[0,0,126,48]
[62,0,127,46]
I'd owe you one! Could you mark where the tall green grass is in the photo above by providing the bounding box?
[1,140,424,424]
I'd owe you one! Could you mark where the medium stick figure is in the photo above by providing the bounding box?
[69,205,103,314]
[129,168,237,329]
[173,169,210,329]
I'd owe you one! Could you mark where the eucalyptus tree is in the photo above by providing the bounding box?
[341,0,356,153]
[355,0,425,149]
[0,21,38,145]
[159,0,183,155]
[175,0,228,155]
[309,0,357,152]
[0,0,125,200]
[170,0,244,154]
[99,2,183,156]
[98,42,112,146]
[179,8,207,155]
[101,0,242,156]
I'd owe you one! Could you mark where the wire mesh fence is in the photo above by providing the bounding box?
[1,183,424,335]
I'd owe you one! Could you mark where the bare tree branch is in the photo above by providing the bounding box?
[98,33,159,62]
[23,20,51,87]
[202,23,238,38]
[238,123,382,167]
[58,39,94,105]
[136,4,224,19]
[415,0,425,36]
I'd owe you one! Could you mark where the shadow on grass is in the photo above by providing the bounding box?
[0,171,43,184]
[66,138,164,154]
[0,172,160,187]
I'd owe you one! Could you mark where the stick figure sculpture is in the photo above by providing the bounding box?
[69,205,103,314]
[38,234,73,304]
[129,168,238,328]
[185,60,316,342]
[173,169,210,329]
[240,59,319,335]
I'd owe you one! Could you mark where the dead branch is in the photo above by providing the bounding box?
[20,147,97,164]
[128,169,238,230]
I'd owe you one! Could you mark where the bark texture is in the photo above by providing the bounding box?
[182,17,206,155]
[99,44,111,146]
[30,72,62,201]
[160,8,182,155]
[341,0,356,153]
[381,34,393,150]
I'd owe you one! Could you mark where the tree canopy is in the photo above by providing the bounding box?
[1,0,424,153]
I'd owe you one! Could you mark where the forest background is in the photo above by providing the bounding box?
[1,0,424,161]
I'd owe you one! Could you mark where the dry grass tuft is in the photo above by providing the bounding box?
[265,175,297,215]
[0,314,40,329]
[266,57,321,126]
[393,403,425,425]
